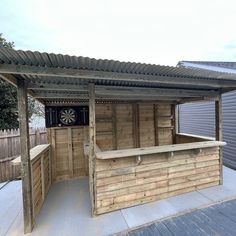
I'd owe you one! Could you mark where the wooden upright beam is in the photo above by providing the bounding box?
[172,104,176,144]
[215,95,223,184]
[176,105,180,134]
[89,83,96,216]
[17,79,34,233]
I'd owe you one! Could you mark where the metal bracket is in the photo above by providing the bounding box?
[136,155,142,165]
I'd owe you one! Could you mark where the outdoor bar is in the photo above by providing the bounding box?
[1,48,236,233]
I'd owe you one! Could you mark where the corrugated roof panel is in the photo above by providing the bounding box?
[0,49,11,64]
[2,48,236,93]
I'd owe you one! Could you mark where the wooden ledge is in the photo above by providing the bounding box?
[176,132,215,141]
[11,144,50,165]
[96,141,226,160]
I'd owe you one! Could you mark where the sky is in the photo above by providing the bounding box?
[1,0,236,66]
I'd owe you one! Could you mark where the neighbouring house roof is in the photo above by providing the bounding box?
[1,48,236,105]
[178,61,236,74]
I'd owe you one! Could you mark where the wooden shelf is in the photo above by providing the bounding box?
[12,144,50,165]
[96,141,226,160]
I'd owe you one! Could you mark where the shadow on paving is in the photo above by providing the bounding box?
[118,198,236,236]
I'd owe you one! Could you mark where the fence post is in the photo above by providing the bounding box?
[36,129,41,145]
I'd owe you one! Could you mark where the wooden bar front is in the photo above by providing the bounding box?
[94,143,223,214]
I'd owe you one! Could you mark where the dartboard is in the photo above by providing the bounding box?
[59,108,77,125]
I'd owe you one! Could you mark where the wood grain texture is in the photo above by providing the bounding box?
[17,79,34,233]
[89,83,96,216]
[31,148,51,220]
[48,127,89,181]
[94,147,220,214]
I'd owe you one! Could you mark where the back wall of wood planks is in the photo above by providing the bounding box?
[47,103,175,181]
[96,103,175,151]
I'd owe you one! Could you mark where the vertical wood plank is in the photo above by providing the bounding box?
[68,128,73,178]
[112,104,117,150]
[176,104,180,133]
[89,83,96,216]
[172,104,176,144]
[17,79,34,233]
[30,165,35,220]
[48,149,52,185]
[132,103,140,148]
[132,104,137,148]
[215,95,223,185]
[51,129,56,182]
[35,129,41,145]
[40,156,45,201]
[154,104,159,146]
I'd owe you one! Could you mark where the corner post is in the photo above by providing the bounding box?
[17,79,34,233]
[176,104,180,134]
[89,83,96,216]
[215,95,223,185]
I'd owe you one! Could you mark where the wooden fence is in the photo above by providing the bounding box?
[0,128,47,182]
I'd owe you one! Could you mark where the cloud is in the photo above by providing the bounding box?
[0,0,236,66]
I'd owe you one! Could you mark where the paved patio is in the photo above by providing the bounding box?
[1,167,236,236]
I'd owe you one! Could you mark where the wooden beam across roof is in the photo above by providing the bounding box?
[33,92,187,101]
[1,63,236,89]
[30,84,220,102]
[0,74,45,105]
[28,83,219,97]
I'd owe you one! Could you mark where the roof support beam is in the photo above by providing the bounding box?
[29,84,218,96]
[0,74,45,105]
[33,92,185,101]
[1,64,236,88]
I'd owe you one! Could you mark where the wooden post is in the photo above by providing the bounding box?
[89,83,96,216]
[17,79,34,233]
[215,95,223,185]
[172,104,176,144]
[176,104,180,134]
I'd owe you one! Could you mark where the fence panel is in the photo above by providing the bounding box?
[0,128,47,182]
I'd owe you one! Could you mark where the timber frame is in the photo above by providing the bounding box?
[0,48,235,233]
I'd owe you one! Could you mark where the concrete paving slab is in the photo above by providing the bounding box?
[0,181,22,236]
[167,191,212,212]
[6,178,128,236]
[223,167,236,191]
[198,184,236,202]
[198,167,236,202]
[121,199,178,228]
[3,167,236,236]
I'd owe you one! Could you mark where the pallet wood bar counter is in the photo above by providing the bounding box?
[1,48,236,233]
[94,139,225,214]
